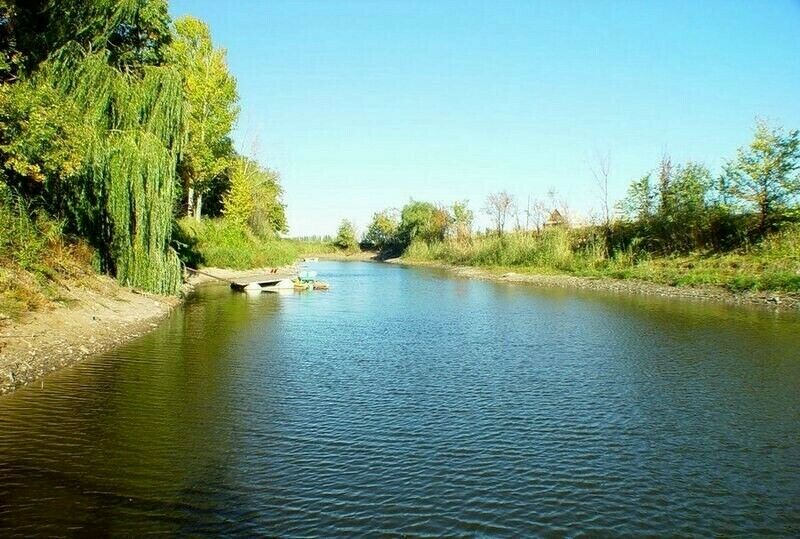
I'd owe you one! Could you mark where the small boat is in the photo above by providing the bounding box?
[303,257,319,263]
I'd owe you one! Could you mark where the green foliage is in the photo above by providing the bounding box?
[620,174,655,222]
[0,0,171,79]
[0,78,85,184]
[722,120,800,232]
[168,15,238,218]
[50,51,184,294]
[451,200,474,241]
[404,225,800,293]
[398,200,451,247]
[177,217,297,269]
[333,219,359,251]
[0,183,95,318]
[221,158,256,227]
[363,209,399,250]
[221,156,287,236]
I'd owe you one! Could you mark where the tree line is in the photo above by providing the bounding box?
[0,0,287,294]
[334,121,800,260]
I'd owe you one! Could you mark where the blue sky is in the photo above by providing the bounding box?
[170,0,800,236]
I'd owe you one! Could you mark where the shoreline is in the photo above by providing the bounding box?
[3,257,796,396]
[0,265,296,396]
[0,277,180,395]
[387,258,800,312]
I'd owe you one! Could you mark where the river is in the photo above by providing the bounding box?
[1,261,798,536]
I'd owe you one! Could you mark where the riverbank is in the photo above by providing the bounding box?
[0,275,180,395]
[316,250,377,261]
[0,265,297,395]
[388,258,800,311]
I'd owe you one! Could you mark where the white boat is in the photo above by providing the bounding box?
[262,278,295,292]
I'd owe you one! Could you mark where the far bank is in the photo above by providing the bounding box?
[387,257,800,312]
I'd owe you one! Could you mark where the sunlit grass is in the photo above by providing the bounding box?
[404,225,800,293]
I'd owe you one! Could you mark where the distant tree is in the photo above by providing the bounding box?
[221,158,255,227]
[656,154,674,217]
[398,200,450,246]
[222,156,287,236]
[168,16,238,220]
[722,120,800,232]
[667,162,712,250]
[529,198,548,233]
[363,209,398,250]
[620,174,655,222]
[450,200,473,241]
[591,151,612,229]
[484,191,515,236]
[334,219,358,250]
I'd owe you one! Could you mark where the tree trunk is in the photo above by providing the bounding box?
[194,192,203,221]
[187,186,195,217]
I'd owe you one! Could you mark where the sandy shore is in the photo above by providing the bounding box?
[0,277,180,395]
[0,266,297,395]
[387,258,800,312]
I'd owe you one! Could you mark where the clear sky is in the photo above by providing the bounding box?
[169,0,800,237]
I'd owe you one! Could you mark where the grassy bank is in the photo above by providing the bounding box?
[403,226,800,293]
[175,217,358,270]
[0,188,98,320]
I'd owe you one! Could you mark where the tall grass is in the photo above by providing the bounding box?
[0,185,95,319]
[405,228,607,271]
[176,217,299,269]
[403,225,800,293]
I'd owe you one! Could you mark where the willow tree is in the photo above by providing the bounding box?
[39,49,185,294]
[168,16,238,220]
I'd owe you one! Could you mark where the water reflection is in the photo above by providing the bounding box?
[1,262,799,536]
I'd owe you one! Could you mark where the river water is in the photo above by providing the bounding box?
[1,261,799,536]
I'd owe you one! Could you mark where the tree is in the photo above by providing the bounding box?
[0,0,171,80]
[221,156,287,236]
[168,16,238,220]
[221,158,255,227]
[0,77,86,188]
[363,209,398,250]
[450,200,473,241]
[620,174,655,222]
[722,120,800,232]
[591,151,612,228]
[398,200,450,247]
[529,198,548,233]
[484,191,515,236]
[334,219,358,250]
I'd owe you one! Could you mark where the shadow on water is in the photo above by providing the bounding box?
[0,285,285,535]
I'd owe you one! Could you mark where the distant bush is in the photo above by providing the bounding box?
[333,219,359,251]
